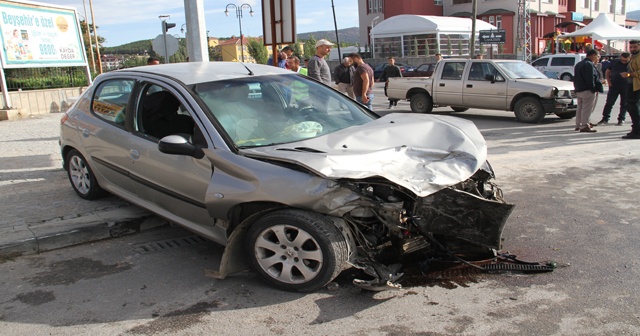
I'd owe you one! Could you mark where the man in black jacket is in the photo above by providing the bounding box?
[379,56,403,109]
[573,49,603,132]
[333,57,355,99]
[597,53,630,126]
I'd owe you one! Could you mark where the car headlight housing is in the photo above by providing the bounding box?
[553,87,571,98]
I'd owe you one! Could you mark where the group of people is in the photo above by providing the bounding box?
[572,40,640,139]
[267,39,377,110]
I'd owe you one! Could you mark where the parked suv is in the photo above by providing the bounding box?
[532,54,586,81]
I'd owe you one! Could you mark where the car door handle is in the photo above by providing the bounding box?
[129,149,140,161]
[439,83,445,87]
[466,84,473,88]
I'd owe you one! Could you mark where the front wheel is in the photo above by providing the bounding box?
[409,92,433,114]
[514,97,546,123]
[65,149,106,200]
[246,210,349,292]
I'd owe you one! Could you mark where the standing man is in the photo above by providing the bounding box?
[334,57,355,98]
[349,52,374,110]
[147,57,160,65]
[287,56,307,75]
[379,56,402,109]
[597,52,630,126]
[435,53,443,62]
[621,40,640,139]
[307,39,333,85]
[573,49,603,133]
[267,46,293,68]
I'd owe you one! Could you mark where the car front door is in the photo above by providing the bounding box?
[432,61,466,106]
[463,62,508,109]
[128,82,217,231]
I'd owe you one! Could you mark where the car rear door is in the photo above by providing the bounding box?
[76,78,138,196]
[432,61,465,106]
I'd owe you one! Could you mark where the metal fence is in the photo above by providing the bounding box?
[3,67,91,91]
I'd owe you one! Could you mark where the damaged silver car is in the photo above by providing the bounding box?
[60,62,513,292]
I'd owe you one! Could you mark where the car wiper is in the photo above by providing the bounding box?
[276,147,326,153]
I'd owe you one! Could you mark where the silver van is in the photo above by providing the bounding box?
[532,54,586,81]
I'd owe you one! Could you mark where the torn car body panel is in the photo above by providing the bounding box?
[240,114,488,197]
[204,113,512,282]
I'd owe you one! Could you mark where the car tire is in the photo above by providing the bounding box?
[65,149,107,200]
[246,209,349,292]
[560,73,573,81]
[451,107,469,112]
[410,92,433,114]
[555,111,576,119]
[514,97,546,123]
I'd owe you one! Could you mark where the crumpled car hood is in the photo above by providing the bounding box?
[240,114,487,197]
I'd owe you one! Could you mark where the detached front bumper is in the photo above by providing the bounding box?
[541,97,577,113]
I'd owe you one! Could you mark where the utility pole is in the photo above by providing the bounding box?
[470,0,477,58]
[331,0,341,60]
[88,0,101,74]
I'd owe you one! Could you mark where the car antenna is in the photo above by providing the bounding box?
[240,62,254,76]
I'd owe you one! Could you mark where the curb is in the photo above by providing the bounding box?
[0,205,168,261]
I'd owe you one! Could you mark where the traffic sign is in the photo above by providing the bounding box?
[479,29,506,44]
[152,34,179,59]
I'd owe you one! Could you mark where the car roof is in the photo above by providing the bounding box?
[104,62,294,85]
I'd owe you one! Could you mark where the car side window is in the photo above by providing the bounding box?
[550,57,574,66]
[91,79,134,126]
[135,84,196,141]
[468,63,501,81]
[532,58,549,67]
[441,62,465,80]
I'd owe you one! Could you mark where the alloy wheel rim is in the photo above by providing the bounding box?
[254,224,323,284]
[69,156,90,194]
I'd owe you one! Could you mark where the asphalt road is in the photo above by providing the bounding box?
[1,87,639,335]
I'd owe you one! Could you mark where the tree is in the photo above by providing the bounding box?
[413,37,419,56]
[79,20,105,74]
[247,39,269,64]
[291,43,303,59]
[303,35,317,59]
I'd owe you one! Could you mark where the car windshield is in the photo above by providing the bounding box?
[192,74,376,148]
[495,61,547,79]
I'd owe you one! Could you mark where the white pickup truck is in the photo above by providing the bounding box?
[386,59,577,123]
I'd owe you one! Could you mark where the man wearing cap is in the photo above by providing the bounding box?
[308,39,333,85]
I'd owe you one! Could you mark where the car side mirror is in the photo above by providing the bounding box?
[158,135,204,159]
[485,74,496,83]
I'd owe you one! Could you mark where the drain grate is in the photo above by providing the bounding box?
[133,235,208,254]
[483,263,555,273]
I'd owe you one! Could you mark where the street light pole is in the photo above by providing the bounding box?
[371,16,380,59]
[225,3,254,62]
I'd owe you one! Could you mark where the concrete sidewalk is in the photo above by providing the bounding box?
[0,113,167,260]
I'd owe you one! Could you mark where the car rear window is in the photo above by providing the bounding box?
[91,79,135,126]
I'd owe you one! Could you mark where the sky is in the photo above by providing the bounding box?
[37,0,359,47]
[629,0,640,12]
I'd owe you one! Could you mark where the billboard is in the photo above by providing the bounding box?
[0,0,86,68]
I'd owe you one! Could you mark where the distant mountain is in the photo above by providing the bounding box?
[627,10,640,21]
[297,27,360,45]
[102,26,361,52]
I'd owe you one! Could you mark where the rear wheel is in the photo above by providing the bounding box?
[65,149,106,200]
[514,97,546,123]
[409,92,433,114]
[560,73,573,81]
[451,107,469,112]
[246,210,349,292]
